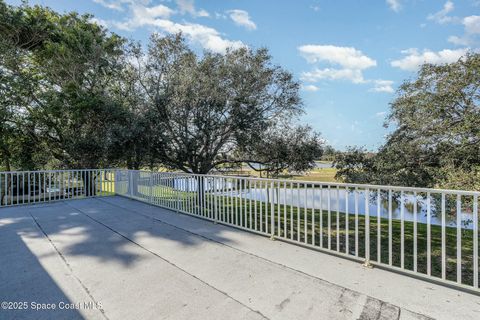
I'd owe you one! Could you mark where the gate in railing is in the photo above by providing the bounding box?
[1,168,479,292]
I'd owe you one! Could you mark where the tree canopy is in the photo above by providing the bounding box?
[237,124,323,177]
[0,1,323,175]
[335,53,480,190]
[125,34,318,174]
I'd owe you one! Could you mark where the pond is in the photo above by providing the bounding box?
[169,177,475,229]
[314,161,333,169]
[235,187,475,229]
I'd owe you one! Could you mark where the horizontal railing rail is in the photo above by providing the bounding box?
[123,169,480,196]
[1,168,478,292]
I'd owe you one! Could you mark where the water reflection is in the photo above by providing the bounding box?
[170,177,473,229]
[235,188,474,229]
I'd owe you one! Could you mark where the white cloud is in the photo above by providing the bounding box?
[301,70,394,92]
[464,15,480,34]
[448,35,470,46]
[113,3,174,30]
[448,15,480,45]
[110,20,134,31]
[391,48,468,71]
[176,0,194,14]
[298,45,376,70]
[426,3,480,46]
[227,10,257,31]
[386,0,401,12]
[144,19,243,52]
[298,44,390,93]
[170,22,244,52]
[310,5,320,12]
[108,3,242,53]
[427,1,455,24]
[196,9,210,17]
[371,80,394,93]
[93,0,125,11]
[301,68,366,84]
[132,3,174,20]
[298,45,375,83]
[89,17,110,28]
[176,0,210,17]
[302,84,320,92]
[92,0,151,12]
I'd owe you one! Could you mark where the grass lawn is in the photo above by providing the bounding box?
[222,167,339,183]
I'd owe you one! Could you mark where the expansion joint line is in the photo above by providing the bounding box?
[63,201,270,320]
[27,209,110,320]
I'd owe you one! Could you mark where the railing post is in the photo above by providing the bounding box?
[175,176,180,213]
[129,171,133,198]
[270,181,275,240]
[149,172,153,204]
[363,188,372,268]
[202,176,206,216]
[213,177,218,224]
[28,173,31,204]
[114,170,118,195]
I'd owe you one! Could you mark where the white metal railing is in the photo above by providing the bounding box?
[1,168,478,292]
[116,170,480,292]
[0,169,116,207]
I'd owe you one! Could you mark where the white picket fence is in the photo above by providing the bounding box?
[1,169,479,292]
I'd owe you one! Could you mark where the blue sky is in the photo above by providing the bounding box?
[7,0,480,150]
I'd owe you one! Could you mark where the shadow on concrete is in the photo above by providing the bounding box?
[0,211,85,319]
[0,197,238,318]
[1,196,235,269]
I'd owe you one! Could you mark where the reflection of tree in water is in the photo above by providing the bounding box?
[362,189,475,228]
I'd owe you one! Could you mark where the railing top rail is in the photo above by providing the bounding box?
[124,169,480,196]
[2,168,479,196]
[0,169,116,174]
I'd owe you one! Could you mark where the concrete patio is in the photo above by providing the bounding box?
[0,196,479,320]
